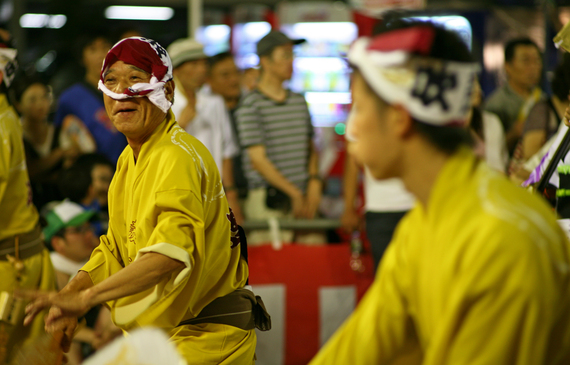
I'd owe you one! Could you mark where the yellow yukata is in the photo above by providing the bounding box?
[0,94,56,363]
[81,112,255,364]
[311,147,570,365]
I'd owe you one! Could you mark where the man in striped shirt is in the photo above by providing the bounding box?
[235,31,323,245]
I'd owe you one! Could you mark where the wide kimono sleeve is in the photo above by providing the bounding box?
[310,216,421,365]
[109,142,217,330]
[80,224,125,287]
[110,187,206,330]
[134,186,201,282]
[426,220,569,365]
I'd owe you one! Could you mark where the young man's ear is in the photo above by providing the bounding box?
[259,55,270,71]
[50,235,66,254]
[390,104,414,138]
[504,61,514,80]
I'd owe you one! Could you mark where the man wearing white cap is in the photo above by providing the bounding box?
[43,201,98,291]
[167,38,243,224]
[21,37,269,364]
[43,200,115,364]
[310,21,570,364]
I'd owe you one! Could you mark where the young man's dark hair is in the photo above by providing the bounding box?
[9,71,48,108]
[207,51,234,71]
[366,20,474,154]
[74,29,113,64]
[504,37,540,64]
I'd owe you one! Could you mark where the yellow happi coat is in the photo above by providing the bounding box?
[311,147,570,365]
[82,112,254,364]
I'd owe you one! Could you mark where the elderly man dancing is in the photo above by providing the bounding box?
[22,37,269,364]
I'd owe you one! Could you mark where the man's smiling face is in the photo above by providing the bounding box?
[102,60,173,143]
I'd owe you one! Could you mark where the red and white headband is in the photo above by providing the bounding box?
[348,26,479,126]
[98,37,173,113]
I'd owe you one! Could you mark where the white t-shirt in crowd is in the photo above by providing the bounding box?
[49,251,86,279]
[364,168,415,212]
[482,111,509,173]
[171,85,239,176]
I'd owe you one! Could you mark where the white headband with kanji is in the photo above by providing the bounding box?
[348,26,479,126]
[0,47,17,87]
[98,37,173,113]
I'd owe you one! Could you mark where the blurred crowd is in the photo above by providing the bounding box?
[4,20,570,363]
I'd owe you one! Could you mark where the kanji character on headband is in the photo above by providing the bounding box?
[98,37,173,113]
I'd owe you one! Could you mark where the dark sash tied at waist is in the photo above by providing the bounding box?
[0,225,44,261]
[178,288,271,332]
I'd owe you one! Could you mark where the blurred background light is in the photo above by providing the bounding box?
[104,6,174,21]
[20,14,67,29]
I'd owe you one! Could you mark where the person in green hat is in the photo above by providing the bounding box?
[43,200,98,290]
[43,200,121,364]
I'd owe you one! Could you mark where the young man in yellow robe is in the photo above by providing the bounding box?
[310,22,570,365]
[22,37,268,364]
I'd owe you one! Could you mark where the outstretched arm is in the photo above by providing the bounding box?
[21,252,185,335]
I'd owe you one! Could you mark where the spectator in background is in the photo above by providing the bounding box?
[521,56,570,160]
[43,200,98,364]
[168,39,243,223]
[54,31,127,165]
[43,201,98,297]
[0,33,56,363]
[467,78,509,173]
[341,155,414,271]
[59,153,114,234]
[207,52,242,110]
[206,51,249,201]
[43,200,121,364]
[485,38,544,155]
[235,31,323,245]
[11,74,78,211]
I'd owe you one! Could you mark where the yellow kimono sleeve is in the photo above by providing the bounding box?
[81,230,125,286]
[134,188,203,284]
[111,189,206,330]
[427,225,567,365]
[310,226,421,365]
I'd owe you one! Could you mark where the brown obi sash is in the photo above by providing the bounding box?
[0,225,44,261]
[178,288,271,332]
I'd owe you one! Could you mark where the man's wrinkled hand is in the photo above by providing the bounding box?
[17,289,90,329]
